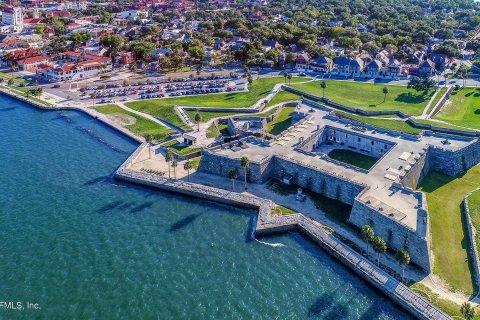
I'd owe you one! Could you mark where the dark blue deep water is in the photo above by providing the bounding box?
[0,96,412,319]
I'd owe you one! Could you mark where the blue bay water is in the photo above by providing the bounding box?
[0,96,412,319]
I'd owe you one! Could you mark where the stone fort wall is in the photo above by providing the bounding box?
[349,191,431,272]
[428,139,480,177]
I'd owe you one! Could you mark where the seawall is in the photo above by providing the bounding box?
[115,144,451,320]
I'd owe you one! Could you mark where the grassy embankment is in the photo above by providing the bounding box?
[290,80,435,115]
[96,104,173,141]
[434,87,480,130]
[126,77,307,128]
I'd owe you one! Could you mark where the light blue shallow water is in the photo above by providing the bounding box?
[0,96,412,319]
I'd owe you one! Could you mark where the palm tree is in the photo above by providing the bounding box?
[228,169,237,191]
[184,160,193,181]
[36,87,43,98]
[382,86,389,103]
[240,156,249,190]
[194,112,202,132]
[395,248,410,283]
[145,135,153,158]
[287,73,292,84]
[172,160,177,179]
[461,302,475,320]
[165,150,173,178]
[320,80,327,98]
[89,92,96,106]
[122,80,129,87]
[361,225,375,255]
[283,72,287,83]
[373,236,387,266]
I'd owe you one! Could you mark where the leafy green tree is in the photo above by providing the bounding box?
[184,161,193,182]
[321,80,327,98]
[165,150,174,178]
[100,35,126,58]
[382,87,389,102]
[373,236,387,266]
[395,248,410,283]
[461,302,475,320]
[361,225,375,254]
[194,112,201,131]
[228,169,238,191]
[240,156,249,190]
[129,41,156,63]
[89,92,96,106]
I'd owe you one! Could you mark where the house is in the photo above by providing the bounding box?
[333,57,364,76]
[364,59,382,77]
[418,59,435,77]
[295,52,311,70]
[114,51,135,65]
[17,55,51,72]
[262,39,280,52]
[309,56,333,73]
[430,53,448,70]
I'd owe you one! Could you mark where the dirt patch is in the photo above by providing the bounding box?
[109,113,136,126]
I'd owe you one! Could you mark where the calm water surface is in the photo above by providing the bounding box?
[0,96,412,319]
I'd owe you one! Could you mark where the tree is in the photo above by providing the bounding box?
[228,169,238,191]
[184,161,193,182]
[461,302,475,320]
[7,78,14,86]
[240,156,249,190]
[287,73,292,84]
[247,73,253,85]
[35,87,43,98]
[407,77,435,93]
[89,92,96,106]
[194,112,201,132]
[129,40,156,63]
[320,80,327,98]
[145,135,153,159]
[100,35,126,59]
[172,160,177,179]
[361,225,375,254]
[395,248,410,283]
[373,236,387,266]
[165,150,174,178]
[79,87,86,95]
[283,72,287,83]
[382,87,389,103]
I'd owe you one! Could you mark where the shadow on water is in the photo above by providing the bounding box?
[76,126,129,154]
[83,175,110,186]
[169,213,203,232]
[130,201,155,213]
[0,107,16,112]
[54,112,74,123]
[98,200,125,213]
[117,201,136,210]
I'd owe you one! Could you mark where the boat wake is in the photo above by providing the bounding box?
[255,239,285,247]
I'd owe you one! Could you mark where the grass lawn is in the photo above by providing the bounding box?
[412,118,476,132]
[0,71,29,84]
[426,87,448,115]
[162,139,201,156]
[185,110,238,123]
[267,106,295,135]
[290,80,435,115]
[272,205,296,215]
[190,156,201,170]
[265,90,302,107]
[336,111,422,134]
[327,149,378,170]
[96,104,172,141]
[434,87,480,130]
[409,283,480,319]
[418,167,480,295]
[125,102,190,131]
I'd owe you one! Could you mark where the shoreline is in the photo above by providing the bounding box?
[5,85,450,319]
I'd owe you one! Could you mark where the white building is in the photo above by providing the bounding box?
[118,10,148,21]
[1,6,23,33]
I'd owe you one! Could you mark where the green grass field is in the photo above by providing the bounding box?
[125,102,190,131]
[419,167,480,295]
[327,149,378,170]
[272,205,296,215]
[162,139,201,156]
[434,87,480,130]
[185,110,238,123]
[425,87,447,115]
[0,71,29,84]
[336,111,422,134]
[267,106,295,135]
[412,118,476,132]
[265,90,302,107]
[467,190,480,255]
[95,104,172,141]
[290,80,435,115]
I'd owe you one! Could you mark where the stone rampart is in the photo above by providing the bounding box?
[428,139,480,176]
[400,147,430,189]
[349,189,431,272]
[463,189,480,293]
